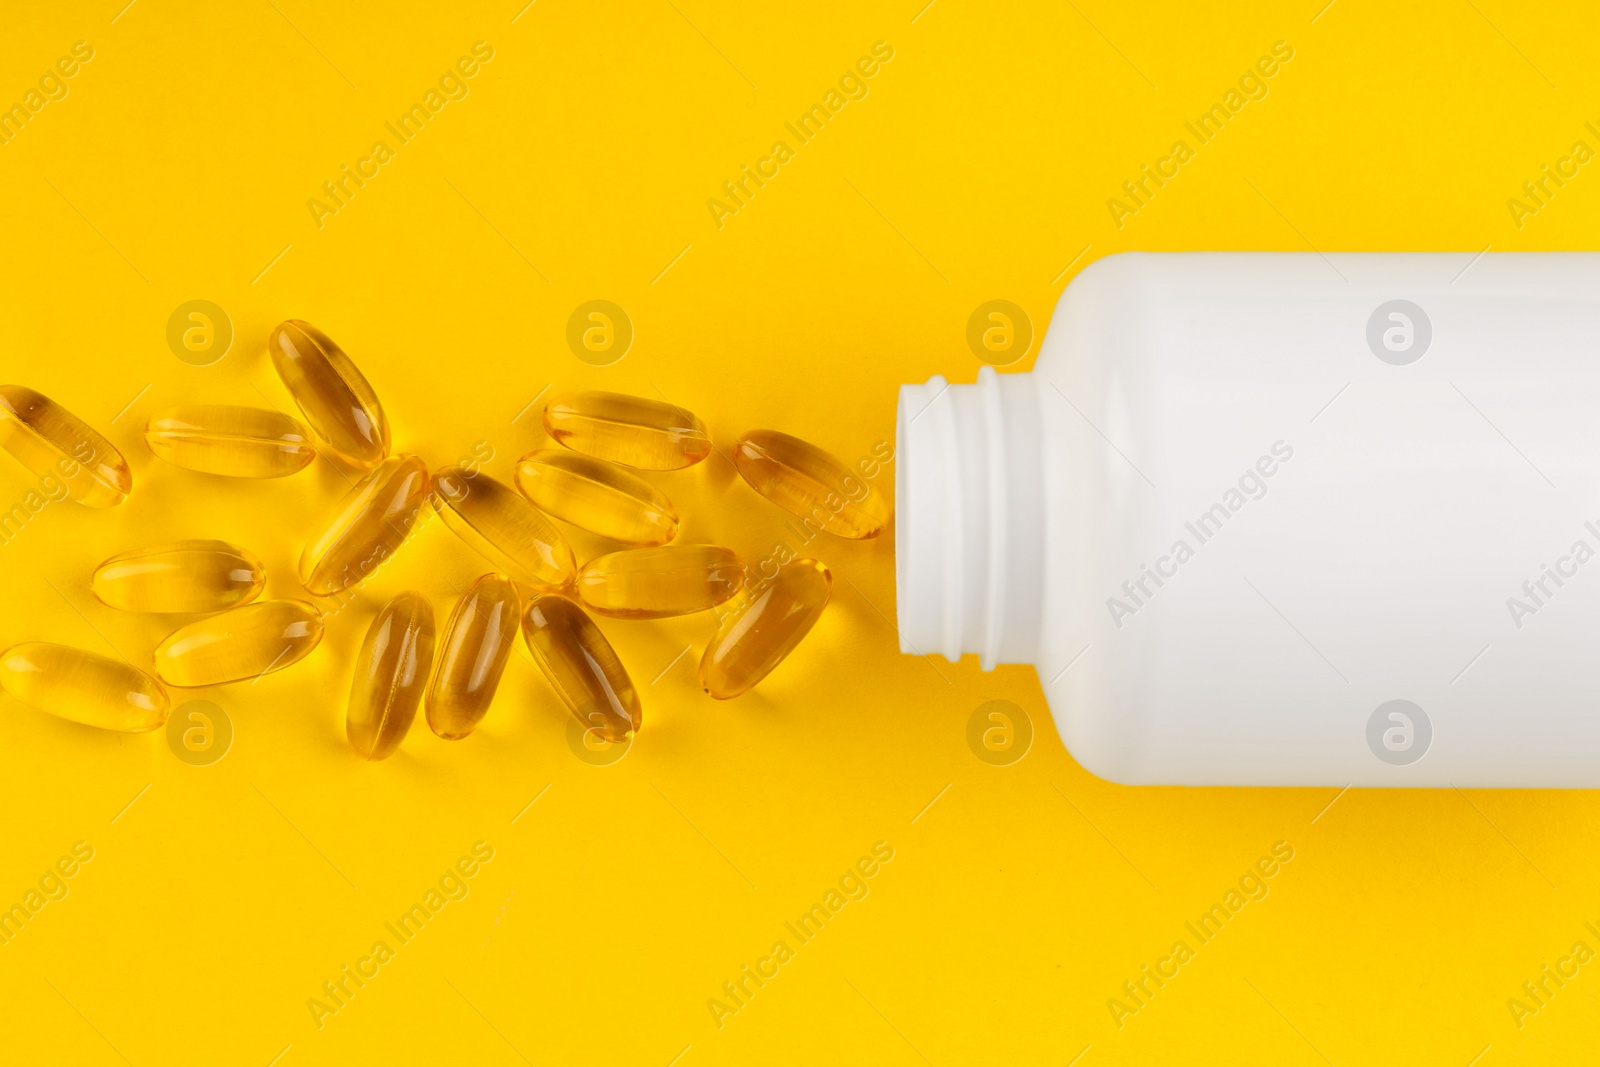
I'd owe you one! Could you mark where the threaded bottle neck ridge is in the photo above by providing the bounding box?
[895,367,1046,670]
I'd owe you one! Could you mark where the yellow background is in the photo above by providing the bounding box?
[0,0,1596,1063]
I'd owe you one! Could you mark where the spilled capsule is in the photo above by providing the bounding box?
[300,454,431,596]
[732,430,891,539]
[0,385,131,507]
[515,449,678,545]
[92,540,265,613]
[268,320,389,469]
[347,591,435,760]
[154,599,324,687]
[144,405,316,478]
[427,574,519,740]
[576,545,743,619]
[522,594,640,742]
[543,391,711,470]
[0,643,169,732]
[699,558,831,699]
[433,466,574,589]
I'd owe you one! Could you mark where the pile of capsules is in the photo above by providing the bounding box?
[0,320,891,759]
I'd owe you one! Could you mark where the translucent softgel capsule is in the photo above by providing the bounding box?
[0,643,169,732]
[732,430,890,539]
[427,574,519,740]
[268,320,390,469]
[433,467,575,589]
[154,599,324,687]
[522,594,640,742]
[699,558,831,699]
[514,449,678,545]
[576,545,743,619]
[543,391,712,470]
[347,591,435,760]
[92,540,265,613]
[300,454,430,596]
[145,405,316,478]
[0,385,132,507]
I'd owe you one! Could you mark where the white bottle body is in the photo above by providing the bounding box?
[898,252,1600,786]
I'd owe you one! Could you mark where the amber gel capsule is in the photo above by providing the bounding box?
[92,540,265,613]
[543,391,712,470]
[268,320,390,469]
[0,385,132,507]
[700,558,831,699]
[154,600,324,687]
[732,430,890,539]
[522,595,641,742]
[0,643,169,732]
[432,466,575,589]
[514,449,678,545]
[576,545,743,619]
[300,454,431,596]
[427,574,520,740]
[144,405,316,478]
[347,591,435,760]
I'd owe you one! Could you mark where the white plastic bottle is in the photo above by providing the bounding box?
[897,252,1600,787]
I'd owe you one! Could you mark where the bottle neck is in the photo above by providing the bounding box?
[896,366,1047,670]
